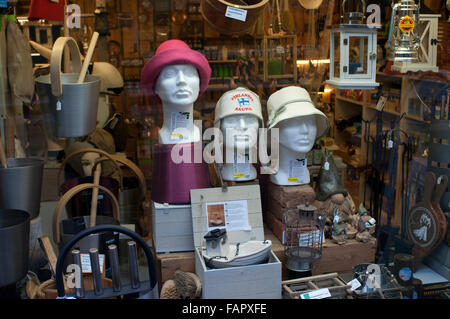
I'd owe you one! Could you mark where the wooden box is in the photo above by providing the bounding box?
[194,248,282,299]
[152,201,195,253]
[190,185,282,299]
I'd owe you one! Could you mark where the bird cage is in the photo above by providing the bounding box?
[283,203,326,273]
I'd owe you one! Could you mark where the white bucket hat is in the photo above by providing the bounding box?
[214,87,264,129]
[267,86,329,140]
[298,0,323,9]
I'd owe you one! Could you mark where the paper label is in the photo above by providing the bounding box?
[376,96,387,111]
[225,6,247,22]
[298,229,323,247]
[399,16,415,33]
[347,278,362,291]
[56,100,62,111]
[324,162,330,171]
[233,153,251,178]
[170,112,190,141]
[206,200,250,232]
[276,46,285,54]
[387,140,393,149]
[300,288,331,299]
[80,254,105,273]
[288,158,308,183]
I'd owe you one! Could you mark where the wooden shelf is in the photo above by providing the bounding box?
[336,95,365,106]
[366,104,401,116]
[404,114,430,123]
[209,60,238,63]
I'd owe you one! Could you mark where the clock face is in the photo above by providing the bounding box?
[406,206,438,248]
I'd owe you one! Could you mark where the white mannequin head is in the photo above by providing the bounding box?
[277,115,317,154]
[154,64,200,106]
[221,114,259,152]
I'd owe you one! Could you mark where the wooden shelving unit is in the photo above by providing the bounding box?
[333,72,447,230]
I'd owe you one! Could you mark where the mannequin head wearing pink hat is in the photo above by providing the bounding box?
[141,40,211,104]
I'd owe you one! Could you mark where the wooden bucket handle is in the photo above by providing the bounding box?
[50,37,82,97]
[57,148,123,192]
[52,183,120,244]
[93,155,149,203]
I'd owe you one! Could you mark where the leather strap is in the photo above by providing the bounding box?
[93,155,148,202]
[53,183,121,244]
[58,148,123,192]
[50,37,82,97]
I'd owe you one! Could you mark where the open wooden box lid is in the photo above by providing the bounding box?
[190,185,265,249]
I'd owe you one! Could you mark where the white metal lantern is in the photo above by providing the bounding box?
[392,14,440,73]
[326,0,380,90]
[387,0,421,62]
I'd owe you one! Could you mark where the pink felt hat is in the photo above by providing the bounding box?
[141,40,211,103]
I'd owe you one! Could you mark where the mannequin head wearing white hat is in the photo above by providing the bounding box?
[267,86,329,186]
[214,87,263,181]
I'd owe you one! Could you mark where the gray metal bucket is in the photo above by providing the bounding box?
[35,37,100,138]
[36,73,100,138]
[0,158,44,219]
[0,209,30,287]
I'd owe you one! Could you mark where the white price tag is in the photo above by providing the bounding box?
[276,46,285,54]
[324,162,330,171]
[170,112,190,141]
[376,96,387,111]
[225,6,247,22]
[387,140,393,149]
[300,288,331,299]
[288,158,308,183]
[80,254,105,273]
[233,152,251,178]
[347,278,362,291]
[56,100,62,111]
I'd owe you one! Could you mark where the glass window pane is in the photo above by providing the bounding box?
[349,36,368,75]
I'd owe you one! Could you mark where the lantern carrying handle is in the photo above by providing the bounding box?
[342,0,366,17]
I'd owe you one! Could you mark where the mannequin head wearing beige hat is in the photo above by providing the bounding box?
[266,86,329,186]
[214,87,263,181]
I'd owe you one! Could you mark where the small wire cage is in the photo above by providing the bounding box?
[283,203,326,273]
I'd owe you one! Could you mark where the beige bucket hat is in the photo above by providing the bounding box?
[298,0,323,10]
[214,87,264,128]
[267,86,329,139]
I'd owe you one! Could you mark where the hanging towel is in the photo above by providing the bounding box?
[28,0,65,21]
[0,16,8,116]
[6,18,34,104]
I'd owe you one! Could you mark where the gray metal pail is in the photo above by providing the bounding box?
[0,209,30,287]
[0,158,44,219]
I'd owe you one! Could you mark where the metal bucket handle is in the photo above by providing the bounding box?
[57,148,124,192]
[53,183,121,244]
[50,37,83,97]
[93,155,148,203]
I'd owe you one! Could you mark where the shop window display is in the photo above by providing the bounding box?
[0,0,448,302]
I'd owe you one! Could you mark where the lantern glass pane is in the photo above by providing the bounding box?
[334,32,340,78]
[349,36,368,75]
[418,19,429,63]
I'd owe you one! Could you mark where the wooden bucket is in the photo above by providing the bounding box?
[200,0,270,35]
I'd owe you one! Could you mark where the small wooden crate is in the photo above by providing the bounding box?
[282,273,352,299]
[195,248,282,299]
[191,185,282,299]
[152,201,195,253]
